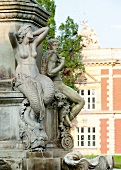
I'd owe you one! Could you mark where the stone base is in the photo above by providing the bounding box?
[23,158,61,170]
[0,141,24,150]
[0,91,59,149]
[0,150,68,170]
[0,91,71,169]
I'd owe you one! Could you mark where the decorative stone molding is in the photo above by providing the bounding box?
[83,60,120,67]
[0,1,49,27]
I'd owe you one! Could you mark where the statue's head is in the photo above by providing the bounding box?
[47,39,60,50]
[17,25,32,43]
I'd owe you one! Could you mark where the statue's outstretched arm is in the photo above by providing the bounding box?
[33,27,49,47]
[9,30,18,49]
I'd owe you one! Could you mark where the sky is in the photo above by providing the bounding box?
[54,0,121,48]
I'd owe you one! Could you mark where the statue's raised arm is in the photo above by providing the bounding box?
[9,25,49,61]
[33,27,49,47]
[9,30,19,49]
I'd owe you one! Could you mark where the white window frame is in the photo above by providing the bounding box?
[79,89,96,110]
[75,127,96,148]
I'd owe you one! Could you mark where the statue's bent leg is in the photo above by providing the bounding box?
[57,83,85,121]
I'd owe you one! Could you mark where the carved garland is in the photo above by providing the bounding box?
[52,91,74,151]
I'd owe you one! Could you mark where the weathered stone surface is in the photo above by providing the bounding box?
[0,150,26,158]
[0,151,63,170]
[45,107,58,145]
[0,92,25,151]
[0,159,12,170]
[0,107,19,140]
[0,141,23,150]
[0,109,11,139]
[0,158,23,170]
[24,158,61,170]
[52,149,71,158]
[26,151,53,158]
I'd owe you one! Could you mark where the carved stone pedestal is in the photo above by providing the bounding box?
[0,91,24,144]
[0,150,62,170]
[0,91,71,169]
[23,152,61,170]
[0,150,71,170]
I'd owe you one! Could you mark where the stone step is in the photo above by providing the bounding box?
[0,150,54,159]
[26,152,53,158]
[0,150,63,170]
[23,158,61,170]
[0,150,26,158]
[0,141,24,150]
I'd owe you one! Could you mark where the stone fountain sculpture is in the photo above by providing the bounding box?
[0,0,86,169]
[0,1,115,170]
[8,32,85,151]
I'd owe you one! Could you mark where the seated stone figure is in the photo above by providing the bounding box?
[41,38,85,127]
[9,25,55,151]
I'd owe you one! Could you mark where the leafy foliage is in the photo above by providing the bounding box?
[57,16,84,89]
[37,0,56,51]
[114,155,121,168]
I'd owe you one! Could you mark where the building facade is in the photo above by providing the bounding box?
[71,21,121,155]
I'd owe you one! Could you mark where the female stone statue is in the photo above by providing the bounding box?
[9,25,55,150]
[9,25,55,118]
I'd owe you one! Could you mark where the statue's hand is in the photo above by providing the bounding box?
[59,57,65,64]
[60,57,65,60]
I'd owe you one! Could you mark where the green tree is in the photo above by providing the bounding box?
[57,16,84,89]
[37,0,56,51]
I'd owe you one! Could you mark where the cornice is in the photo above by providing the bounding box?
[0,1,50,27]
[81,111,121,114]
[83,59,121,66]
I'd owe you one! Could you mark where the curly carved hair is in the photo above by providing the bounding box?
[17,25,31,43]
[47,38,60,49]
